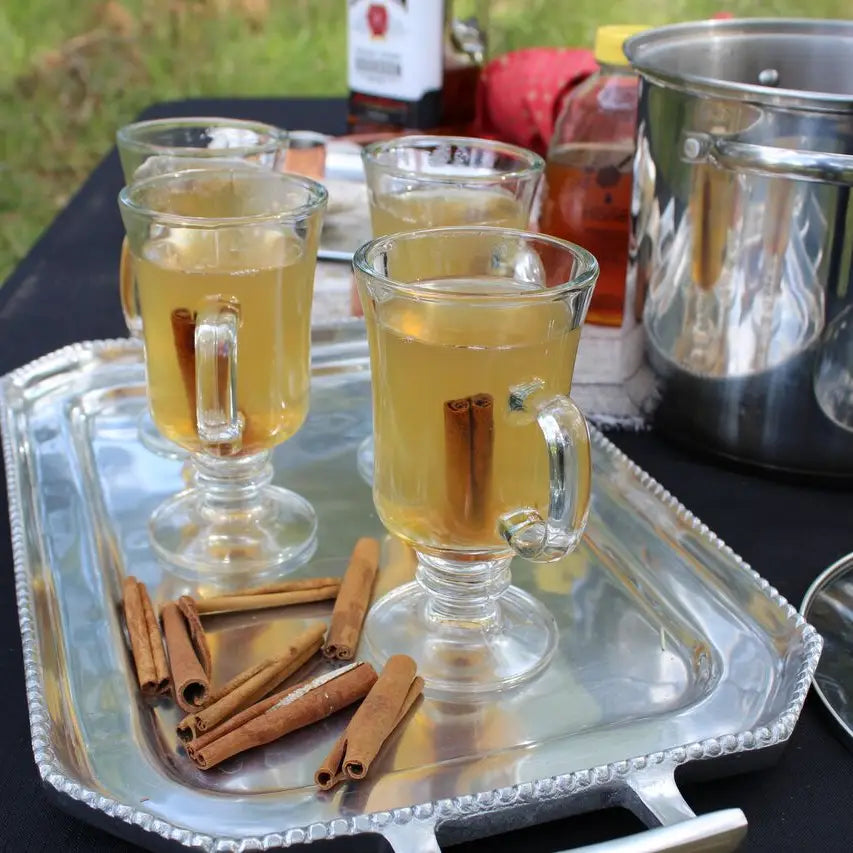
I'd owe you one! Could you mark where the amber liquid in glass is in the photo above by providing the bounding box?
[369,186,527,235]
[136,226,315,456]
[539,142,633,326]
[368,277,583,552]
[363,187,528,316]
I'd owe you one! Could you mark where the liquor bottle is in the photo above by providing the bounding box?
[346,0,485,135]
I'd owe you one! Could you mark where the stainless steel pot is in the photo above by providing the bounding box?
[624,19,853,476]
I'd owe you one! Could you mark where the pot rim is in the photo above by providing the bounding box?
[624,18,853,115]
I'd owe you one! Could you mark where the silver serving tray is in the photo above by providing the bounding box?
[1,326,821,853]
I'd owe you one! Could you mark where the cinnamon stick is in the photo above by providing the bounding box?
[315,655,422,789]
[171,308,196,423]
[227,577,341,597]
[122,577,170,697]
[162,599,212,713]
[190,662,378,770]
[141,591,171,693]
[193,583,340,616]
[176,623,325,741]
[444,394,495,535]
[177,596,212,675]
[323,538,380,660]
[444,397,472,522]
[186,680,305,758]
[469,393,494,528]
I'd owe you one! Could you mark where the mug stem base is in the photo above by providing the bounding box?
[361,552,558,699]
[148,450,317,578]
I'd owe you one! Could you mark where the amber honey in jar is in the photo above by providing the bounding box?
[539,25,647,327]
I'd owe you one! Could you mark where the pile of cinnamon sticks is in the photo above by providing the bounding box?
[120,538,422,785]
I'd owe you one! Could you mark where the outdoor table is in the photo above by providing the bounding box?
[0,97,849,852]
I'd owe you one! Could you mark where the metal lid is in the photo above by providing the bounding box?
[801,552,853,751]
[624,18,853,114]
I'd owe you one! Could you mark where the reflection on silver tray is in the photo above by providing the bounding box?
[1,328,821,852]
[801,552,853,749]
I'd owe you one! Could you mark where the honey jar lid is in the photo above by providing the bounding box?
[594,25,651,66]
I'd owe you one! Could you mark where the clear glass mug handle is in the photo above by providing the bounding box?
[194,300,244,448]
[498,381,592,562]
[119,237,143,337]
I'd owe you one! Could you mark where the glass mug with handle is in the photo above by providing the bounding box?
[355,226,598,697]
[355,135,545,483]
[116,118,290,458]
[118,167,327,575]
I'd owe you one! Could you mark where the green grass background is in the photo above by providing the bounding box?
[0,0,850,283]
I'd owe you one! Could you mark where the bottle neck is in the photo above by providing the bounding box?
[446,0,488,66]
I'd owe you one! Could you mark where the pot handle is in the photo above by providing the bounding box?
[682,132,853,186]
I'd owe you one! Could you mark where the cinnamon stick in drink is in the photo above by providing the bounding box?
[176,623,325,741]
[122,577,170,697]
[162,598,212,713]
[323,538,380,660]
[190,662,378,770]
[444,394,495,534]
[193,582,340,616]
[469,393,494,527]
[315,655,423,789]
[444,397,472,522]
[171,308,196,421]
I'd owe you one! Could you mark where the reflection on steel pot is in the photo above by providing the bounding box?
[625,19,853,476]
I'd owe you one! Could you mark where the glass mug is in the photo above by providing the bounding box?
[355,135,545,482]
[283,130,328,181]
[116,118,290,458]
[118,167,327,574]
[117,117,290,337]
[815,304,853,432]
[354,227,598,696]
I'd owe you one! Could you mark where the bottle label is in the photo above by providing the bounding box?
[348,0,444,101]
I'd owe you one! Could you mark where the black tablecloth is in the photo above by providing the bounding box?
[0,97,850,853]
